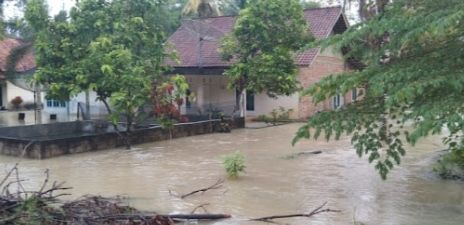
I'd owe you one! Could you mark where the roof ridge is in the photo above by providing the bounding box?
[183,5,343,21]
[303,5,342,11]
[182,15,236,21]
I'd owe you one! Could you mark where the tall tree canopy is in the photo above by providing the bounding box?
[0,0,4,37]
[182,0,248,17]
[221,0,313,99]
[28,0,172,145]
[182,0,220,17]
[299,0,321,9]
[294,0,464,179]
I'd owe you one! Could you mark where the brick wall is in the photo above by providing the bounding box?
[297,54,348,119]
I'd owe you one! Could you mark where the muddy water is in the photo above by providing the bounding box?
[0,124,463,225]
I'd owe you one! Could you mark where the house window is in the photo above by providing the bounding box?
[333,94,342,109]
[246,90,255,111]
[47,99,66,108]
[352,88,358,101]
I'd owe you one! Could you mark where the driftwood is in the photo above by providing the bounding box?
[250,202,340,223]
[179,179,225,199]
[297,151,323,155]
[81,213,231,221]
[284,151,323,159]
[1,166,339,225]
[0,166,231,225]
[165,213,231,220]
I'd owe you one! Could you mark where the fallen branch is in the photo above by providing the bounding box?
[180,179,224,199]
[284,151,323,159]
[0,163,18,188]
[165,213,231,220]
[191,203,210,214]
[298,150,323,155]
[250,202,340,223]
[0,167,230,225]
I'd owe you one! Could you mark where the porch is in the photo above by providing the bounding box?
[181,74,300,119]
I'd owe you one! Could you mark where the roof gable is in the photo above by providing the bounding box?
[0,38,36,79]
[167,6,345,68]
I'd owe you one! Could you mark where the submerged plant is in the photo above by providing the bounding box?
[255,106,294,125]
[433,148,464,180]
[222,151,246,178]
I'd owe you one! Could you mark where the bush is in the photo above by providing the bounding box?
[433,148,464,180]
[254,107,294,125]
[222,151,246,178]
[22,102,36,110]
[254,114,271,123]
[10,96,23,109]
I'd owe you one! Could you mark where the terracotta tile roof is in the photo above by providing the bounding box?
[167,6,344,68]
[0,38,36,79]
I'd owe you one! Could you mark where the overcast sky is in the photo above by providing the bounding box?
[4,0,358,23]
[4,0,75,19]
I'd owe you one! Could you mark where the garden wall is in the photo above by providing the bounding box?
[0,118,244,159]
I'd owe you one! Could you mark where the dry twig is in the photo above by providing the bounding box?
[191,203,210,214]
[180,179,224,199]
[250,202,341,223]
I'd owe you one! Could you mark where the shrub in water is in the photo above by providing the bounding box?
[433,148,464,180]
[222,151,246,178]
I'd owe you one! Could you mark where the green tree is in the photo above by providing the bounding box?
[221,0,313,115]
[0,0,5,38]
[182,0,220,18]
[293,0,464,179]
[182,0,248,17]
[29,0,172,148]
[300,0,321,9]
[217,0,247,16]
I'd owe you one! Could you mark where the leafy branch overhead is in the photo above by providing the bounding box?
[294,0,464,179]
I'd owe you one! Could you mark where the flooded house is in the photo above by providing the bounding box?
[0,38,107,124]
[167,6,356,119]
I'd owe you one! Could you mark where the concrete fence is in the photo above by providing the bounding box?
[0,118,244,159]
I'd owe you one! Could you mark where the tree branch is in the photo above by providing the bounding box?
[180,179,224,199]
[250,202,341,223]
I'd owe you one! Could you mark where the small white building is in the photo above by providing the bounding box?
[0,38,107,124]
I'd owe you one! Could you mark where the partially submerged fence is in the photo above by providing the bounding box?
[0,118,244,159]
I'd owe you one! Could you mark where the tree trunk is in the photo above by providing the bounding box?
[35,86,42,124]
[85,90,90,119]
[238,88,246,118]
[101,97,131,149]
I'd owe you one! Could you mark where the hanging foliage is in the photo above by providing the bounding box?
[293,0,464,179]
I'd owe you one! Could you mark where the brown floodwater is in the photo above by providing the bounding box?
[0,123,463,224]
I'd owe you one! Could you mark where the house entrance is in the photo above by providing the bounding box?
[246,90,255,111]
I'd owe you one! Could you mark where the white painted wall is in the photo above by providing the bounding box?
[246,93,299,119]
[44,91,107,116]
[184,75,236,115]
[5,80,35,107]
[183,74,300,118]
[5,81,107,117]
